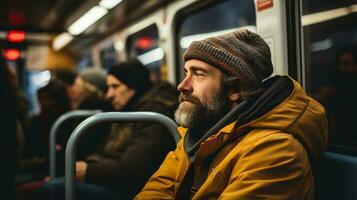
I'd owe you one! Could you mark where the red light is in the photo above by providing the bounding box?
[136,36,153,49]
[7,30,26,43]
[5,49,21,61]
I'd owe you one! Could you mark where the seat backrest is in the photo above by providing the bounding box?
[315,151,357,200]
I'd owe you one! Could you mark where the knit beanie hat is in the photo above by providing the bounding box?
[53,69,77,85]
[108,59,152,94]
[183,29,273,96]
[79,68,107,93]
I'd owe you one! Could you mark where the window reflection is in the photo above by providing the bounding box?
[100,45,118,70]
[176,0,256,82]
[126,24,163,82]
[303,0,357,147]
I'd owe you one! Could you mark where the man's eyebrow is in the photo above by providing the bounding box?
[187,66,210,74]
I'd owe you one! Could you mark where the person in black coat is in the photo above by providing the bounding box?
[35,59,178,200]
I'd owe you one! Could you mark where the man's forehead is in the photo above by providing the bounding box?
[107,74,121,84]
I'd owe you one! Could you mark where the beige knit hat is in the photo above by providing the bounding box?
[183,29,273,95]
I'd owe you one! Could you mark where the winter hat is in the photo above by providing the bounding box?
[183,29,273,96]
[53,69,77,85]
[37,80,70,107]
[107,59,152,94]
[79,68,107,93]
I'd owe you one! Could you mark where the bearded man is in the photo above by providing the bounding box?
[135,29,328,200]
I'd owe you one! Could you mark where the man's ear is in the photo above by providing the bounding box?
[229,90,240,102]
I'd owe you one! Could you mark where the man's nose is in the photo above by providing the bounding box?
[177,75,193,93]
[106,89,114,100]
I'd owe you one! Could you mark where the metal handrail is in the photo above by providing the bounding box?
[49,110,101,180]
[65,112,180,200]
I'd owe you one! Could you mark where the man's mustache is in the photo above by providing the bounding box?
[179,93,201,104]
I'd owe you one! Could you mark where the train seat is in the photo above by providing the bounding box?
[315,151,357,200]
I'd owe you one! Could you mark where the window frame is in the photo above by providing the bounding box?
[173,0,218,84]
[173,0,257,84]
[298,0,357,155]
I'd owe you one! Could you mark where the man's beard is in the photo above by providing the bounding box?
[175,88,231,133]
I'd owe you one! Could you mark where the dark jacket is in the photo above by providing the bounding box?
[85,82,178,197]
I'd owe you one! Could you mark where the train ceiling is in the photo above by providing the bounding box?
[0,0,84,33]
[0,0,173,46]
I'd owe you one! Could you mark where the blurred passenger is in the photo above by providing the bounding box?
[17,80,70,176]
[7,63,29,133]
[16,68,112,199]
[314,48,357,139]
[6,59,30,172]
[52,68,112,169]
[15,80,70,200]
[52,68,111,111]
[0,48,20,199]
[35,59,178,200]
[135,30,328,199]
[15,75,108,199]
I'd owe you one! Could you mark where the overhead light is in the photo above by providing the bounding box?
[302,7,349,26]
[180,26,256,49]
[99,0,122,9]
[53,32,73,51]
[68,6,108,35]
[137,47,164,65]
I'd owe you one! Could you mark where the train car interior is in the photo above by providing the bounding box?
[1,0,357,199]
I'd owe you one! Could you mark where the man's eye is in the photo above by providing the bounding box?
[194,71,204,76]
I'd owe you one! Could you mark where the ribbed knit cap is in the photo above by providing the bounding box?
[108,59,152,95]
[183,29,273,95]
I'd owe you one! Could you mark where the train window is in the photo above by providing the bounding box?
[126,24,163,82]
[175,0,256,82]
[302,0,357,153]
[26,70,51,114]
[99,45,118,70]
[77,51,94,70]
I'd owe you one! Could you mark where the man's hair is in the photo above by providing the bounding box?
[221,72,264,99]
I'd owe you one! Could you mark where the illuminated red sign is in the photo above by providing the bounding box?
[5,49,21,60]
[257,0,273,11]
[7,30,26,43]
[136,36,153,49]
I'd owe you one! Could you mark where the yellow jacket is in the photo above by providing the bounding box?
[135,76,328,200]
